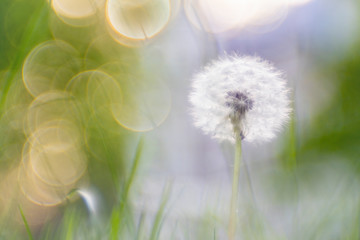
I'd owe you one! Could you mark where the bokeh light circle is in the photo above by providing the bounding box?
[25,91,83,135]
[111,76,172,132]
[23,40,79,97]
[50,0,105,26]
[28,125,87,186]
[106,0,171,40]
[184,0,295,33]
[66,70,123,112]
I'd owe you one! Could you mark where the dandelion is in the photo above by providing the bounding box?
[189,54,291,239]
[189,54,291,143]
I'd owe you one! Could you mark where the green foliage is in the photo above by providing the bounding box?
[19,206,34,240]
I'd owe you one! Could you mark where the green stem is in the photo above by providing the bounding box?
[228,134,242,240]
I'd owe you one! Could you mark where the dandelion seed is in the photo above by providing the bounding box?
[189,54,291,143]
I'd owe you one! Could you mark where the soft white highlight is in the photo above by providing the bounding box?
[78,188,98,215]
[189,54,291,143]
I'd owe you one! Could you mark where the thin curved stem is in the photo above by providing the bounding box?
[228,134,242,240]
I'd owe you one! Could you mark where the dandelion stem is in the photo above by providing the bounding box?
[228,133,242,240]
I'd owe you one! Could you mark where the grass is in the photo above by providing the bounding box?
[149,183,171,240]
[19,206,34,240]
[0,0,50,113]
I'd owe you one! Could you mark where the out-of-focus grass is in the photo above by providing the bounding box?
[0,0,50,112]
[149,183,171,240]
[19,206,34,240]
[0,0,144,238]
[300,48,360,163]
[26,136,167,240]
[35,136,173,240]
[110,137,144,239]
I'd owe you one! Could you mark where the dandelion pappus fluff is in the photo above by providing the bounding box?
[189,54,291,143]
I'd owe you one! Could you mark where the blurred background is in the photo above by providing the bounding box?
[0,0,359,239]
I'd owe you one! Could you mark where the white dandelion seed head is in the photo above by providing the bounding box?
[189,54,291,144]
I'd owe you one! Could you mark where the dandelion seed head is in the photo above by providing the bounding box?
[189,54,291,143]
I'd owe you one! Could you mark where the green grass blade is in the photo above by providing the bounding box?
[150,183,172,240]
[18,206,33,240]
[110,208,121,240]
[123,136,144,201]
[135,211,146,240]
[65,212,75,240]
[110,136,144,239]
